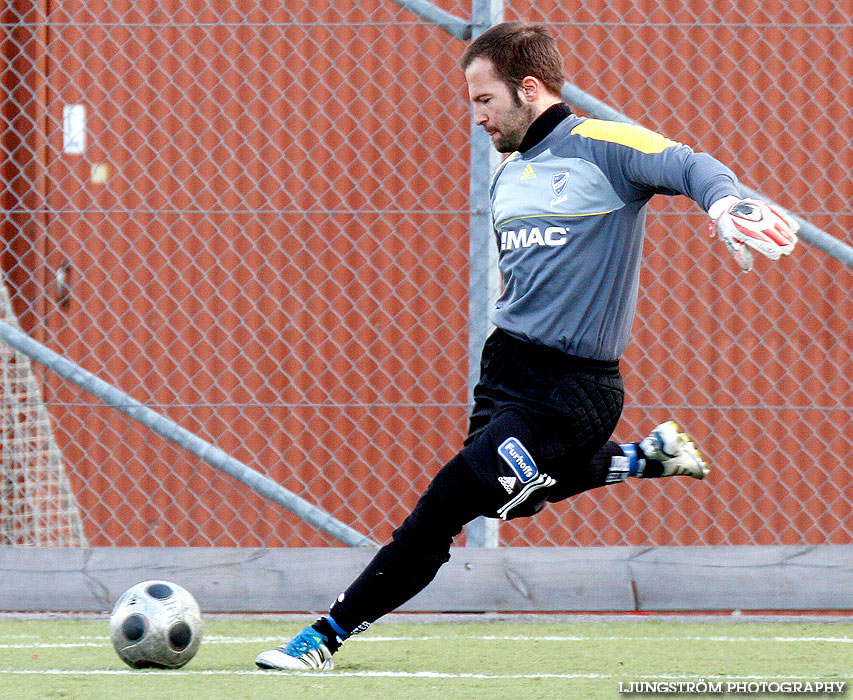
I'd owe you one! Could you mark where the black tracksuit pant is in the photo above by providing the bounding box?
[326,329,627,636]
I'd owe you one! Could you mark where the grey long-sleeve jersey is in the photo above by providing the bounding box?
[489,110,740,361]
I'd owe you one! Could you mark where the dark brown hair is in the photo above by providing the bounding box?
[461,22,565,97]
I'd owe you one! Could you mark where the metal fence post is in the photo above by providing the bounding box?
[464,0,504,548]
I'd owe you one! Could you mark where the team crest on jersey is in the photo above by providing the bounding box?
[552,171,570,196]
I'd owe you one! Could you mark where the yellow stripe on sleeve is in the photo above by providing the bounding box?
[570,119,679,154]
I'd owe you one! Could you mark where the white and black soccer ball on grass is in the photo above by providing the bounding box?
[109,580,203,669]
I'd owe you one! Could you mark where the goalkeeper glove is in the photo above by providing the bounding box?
[709,197,799,272]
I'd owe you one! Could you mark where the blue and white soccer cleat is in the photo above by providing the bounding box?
[255,627,335,671]
[640,420,709,480]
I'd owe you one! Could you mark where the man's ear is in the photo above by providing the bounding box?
[519,76,540,102]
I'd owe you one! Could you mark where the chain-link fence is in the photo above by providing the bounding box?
[1,1,850,548]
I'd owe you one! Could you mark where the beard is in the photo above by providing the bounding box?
[492,97,537,153]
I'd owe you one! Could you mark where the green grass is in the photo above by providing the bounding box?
[0,616,850,699]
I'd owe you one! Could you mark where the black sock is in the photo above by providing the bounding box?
[636,443,665,478]
[311,617,345,654]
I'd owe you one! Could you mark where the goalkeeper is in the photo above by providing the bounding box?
[256,21,798,671]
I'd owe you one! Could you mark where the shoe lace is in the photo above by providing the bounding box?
[283,630,323,657]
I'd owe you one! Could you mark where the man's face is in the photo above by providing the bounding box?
[465,57,536,153]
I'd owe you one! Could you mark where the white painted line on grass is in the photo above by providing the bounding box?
[0,669,608,678]
[0,642,105,649]
[0,669,846,681]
